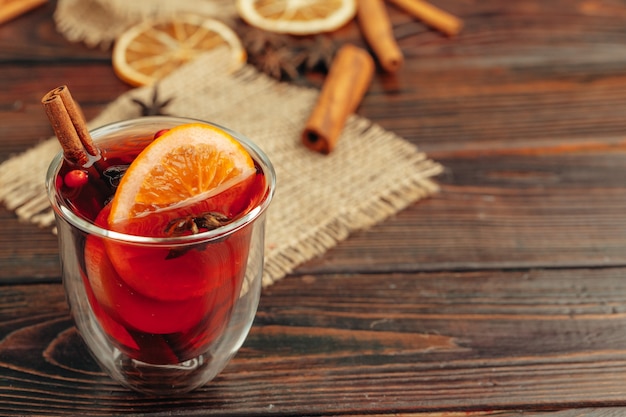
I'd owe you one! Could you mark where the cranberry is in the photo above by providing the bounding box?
[64,169,88,188]
[154,129,170,139]
[55,174,64,190]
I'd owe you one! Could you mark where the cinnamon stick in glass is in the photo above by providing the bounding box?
[357,0,404,73]
[388,0,463,37]
[42,85,99,166]
[302,44,374,154]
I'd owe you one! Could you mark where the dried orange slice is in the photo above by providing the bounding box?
[236,0,357,35]
[108,123,256,226]
[112,15,246,86]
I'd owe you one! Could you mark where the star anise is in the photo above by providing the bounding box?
[302,35,337,73]
[102,164,128,188]
[131,85,174,116]
[240,25,285,55]
[165,212,231,236]
[238,25,304,81]
[253,46,307,80]
[236,23,338,80]
[164,211,232,259]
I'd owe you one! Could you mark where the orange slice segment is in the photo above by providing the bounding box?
[108,123,256,226]
[112,15,246,87]
[236,0,357,35]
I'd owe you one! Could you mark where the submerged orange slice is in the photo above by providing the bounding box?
[108,123,256,227]
[236,0,357,35]
[112,15,246,86]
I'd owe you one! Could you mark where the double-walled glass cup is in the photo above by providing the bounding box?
[46,117,275,395]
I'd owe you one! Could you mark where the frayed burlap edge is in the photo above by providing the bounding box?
[54,0,237,48]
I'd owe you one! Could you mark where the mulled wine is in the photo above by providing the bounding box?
[53,122,268,366]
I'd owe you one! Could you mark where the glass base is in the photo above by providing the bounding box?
[110,349,225,395]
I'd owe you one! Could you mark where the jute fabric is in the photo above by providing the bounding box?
[54,0,237,48]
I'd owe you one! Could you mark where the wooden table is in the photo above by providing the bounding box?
[2,1,626,415]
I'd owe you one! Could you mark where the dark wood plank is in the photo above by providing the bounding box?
[346,411,626,417]
[0,209,59,282]
[3,268,626,415]
[0,0,109,61]
[300,148,626,274]
[362,0,626,153]
[0,63,130,160]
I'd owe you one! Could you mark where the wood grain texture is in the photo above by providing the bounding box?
[3,0,626,415]
[3,270,626,415]
[300,149,626,274]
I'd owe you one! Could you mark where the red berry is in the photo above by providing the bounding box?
[55,174,64,190]
[154,129,169,139]
[64,170,88,188]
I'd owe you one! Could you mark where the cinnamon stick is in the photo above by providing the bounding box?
[42,85,99,166]
[302,44,374,154]
[357,0,404,73]
[0,0,47,25]
[387,0,463,37]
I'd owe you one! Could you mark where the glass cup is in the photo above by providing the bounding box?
[46,117,275,395]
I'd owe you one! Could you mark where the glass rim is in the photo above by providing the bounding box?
[45,116,276,246]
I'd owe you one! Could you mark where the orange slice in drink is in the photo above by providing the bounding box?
[236,0,357,35]
[105,123,256,302]
[112,15,246,86]
[108,123,256,226]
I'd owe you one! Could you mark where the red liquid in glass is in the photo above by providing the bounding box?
[56,133,267,364]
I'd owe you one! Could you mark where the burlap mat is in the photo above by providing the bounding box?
[0,2,443,287]
[54,0,238,48]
